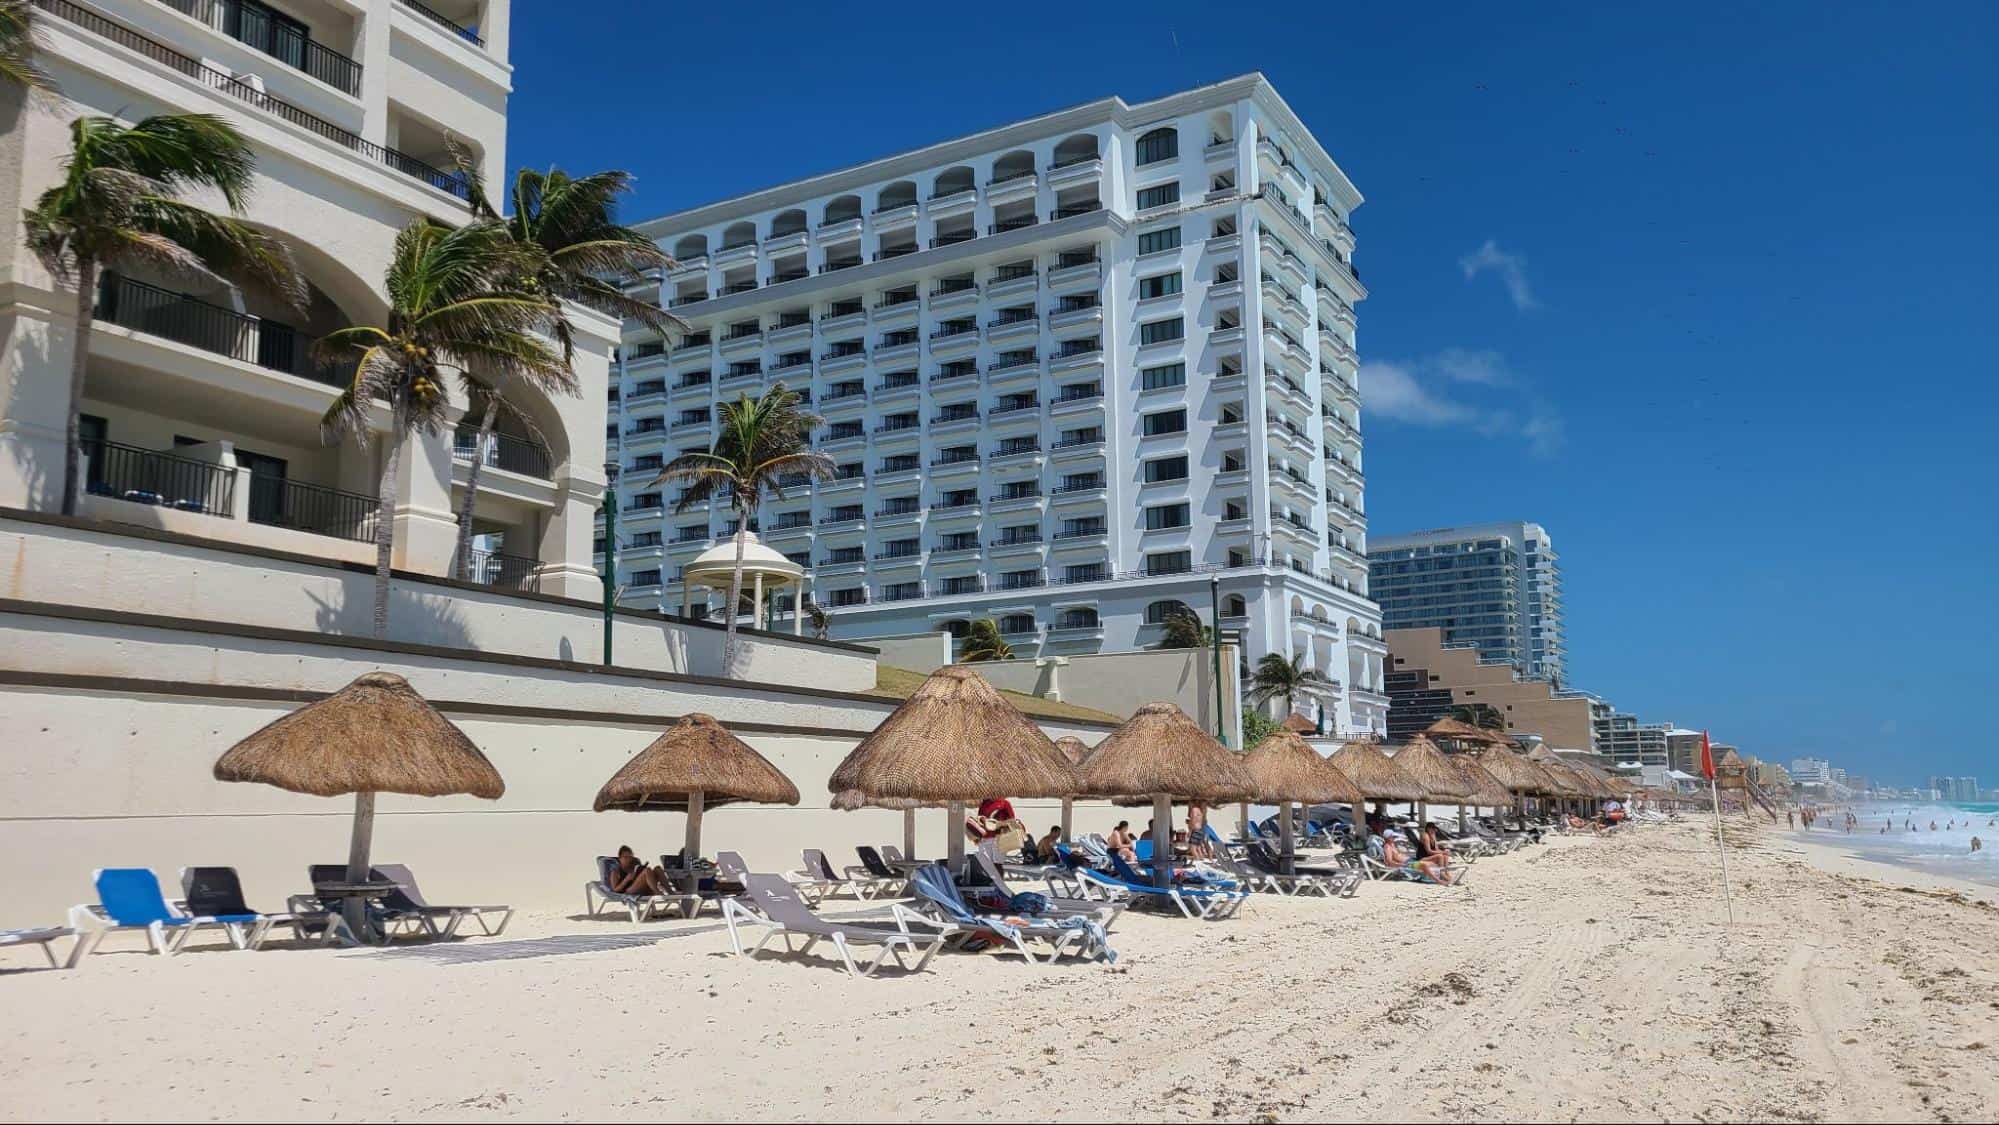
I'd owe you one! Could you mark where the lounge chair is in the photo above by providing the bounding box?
[720,874,949,978]
[846,847,912,897]
[1244,842,1361,898]
[372,864,513,937]
[906,864,1115,964]
[970,843,1125,925]
[1069,855,1247,921]
[1360,838,1467,885]
[305,865,438,940]
[798,849,898,901]
[1,927,81,969]
[181,866,352,948]
[585,857,703,923]
[69,868,257,958]
[877,845,928,874]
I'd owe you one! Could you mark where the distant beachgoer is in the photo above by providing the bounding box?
[1385,832,1453,885]
[1185,802,1212,859]
[1971,837,1982,854]
[1930,821,1938,831]
[607,845,671,897]
[1787,811,1795,829]
[1033,825,1063,863]
[978,796,1017,822]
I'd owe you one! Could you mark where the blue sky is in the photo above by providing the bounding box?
[506,2,1998,787]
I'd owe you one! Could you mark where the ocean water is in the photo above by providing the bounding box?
[1789,801,1999,889]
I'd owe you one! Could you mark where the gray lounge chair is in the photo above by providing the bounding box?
[972,843,1125,925]
[181,866,353,947]
[1244,843,1361,898]
[720,874,949,978]
[799,849,898,900]
[585,857,702,923]
[1,927,80,969]
[372,864,514,937]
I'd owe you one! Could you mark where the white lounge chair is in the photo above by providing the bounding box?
[721,874,949,978]
[1,927,81,969]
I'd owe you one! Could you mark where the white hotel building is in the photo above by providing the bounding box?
[609,75,1387,736]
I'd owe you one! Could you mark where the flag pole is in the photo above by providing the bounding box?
[1702,730,1735,925]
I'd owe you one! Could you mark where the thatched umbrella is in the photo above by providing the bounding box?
[1525,747,1595,812]
[593,713,800,863]
[827,665,1078,870]
[1327,739,1424,841]
[1076,702,1256,888]
[213,671,503,935]
[1053,736,1092,842]
[1469,747,1553,827]
[1243,729,1363,873]
[1422,716,1513,748]
[1443,753,1515,832]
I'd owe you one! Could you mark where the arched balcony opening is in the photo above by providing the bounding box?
[672,234,709,261]
[768,209,808,238]
[719,221,756,251]
[1052,133,1099,168]
[931,166,974,199]
[876,180,917,211]
[990,149,1035,186]
[822,195,862,225]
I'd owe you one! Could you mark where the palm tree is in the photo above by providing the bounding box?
[24,113,303,516]
[1153,603,1211,650]
[1449,702,1506,731]
[1,0,51,92]
[804,599,830,641]
[450,165,679,579]
[1246,652,1327,714]
[315,219,564,639]
[656,385,830,673]
[958,619,1012,662]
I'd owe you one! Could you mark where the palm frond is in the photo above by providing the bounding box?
[130,197,306,308]
[0,0,55,92]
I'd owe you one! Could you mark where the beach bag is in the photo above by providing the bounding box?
[1006,891,1048,915]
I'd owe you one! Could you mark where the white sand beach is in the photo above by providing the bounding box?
[4,820,1995,1123]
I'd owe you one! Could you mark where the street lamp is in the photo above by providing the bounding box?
[599,459,618,667]
[1209,573,1226,748]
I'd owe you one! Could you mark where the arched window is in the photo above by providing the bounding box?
[932,166,974,198]
[1057,607,1099,630]
[941,619,971,638]
[877,180,916,210]
[1145,599,1191,625]
[1206,111,1233,147]
[1135,127,1178,166]
[768,209,806,238]
[990,150,1034,184]
[672,234,708,260]
[720,221,755,250]
[1052,133,1099,168]
[998,613,1036,635]
[823,195,861,224]
[1223,594,1246,618]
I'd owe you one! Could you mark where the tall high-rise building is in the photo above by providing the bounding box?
[605,74,1388,736]
[1367,521,1564,682]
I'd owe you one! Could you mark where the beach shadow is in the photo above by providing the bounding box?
[365,925,725,966]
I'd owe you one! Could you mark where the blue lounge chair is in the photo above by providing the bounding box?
[1072,855,1247,920]
[1128,842,1239,890]
[69,868,258,958]
[907,864,1114,964]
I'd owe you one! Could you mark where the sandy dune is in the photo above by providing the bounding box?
[3,821,1994,1122]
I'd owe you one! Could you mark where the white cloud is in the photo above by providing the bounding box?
[1360,351,1564,458]
[1458,240,1539,311]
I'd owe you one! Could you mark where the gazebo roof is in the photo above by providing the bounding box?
[683,532,803,589]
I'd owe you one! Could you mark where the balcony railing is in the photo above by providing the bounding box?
[96,272,343,386]
[465,549,537,590]
[247,477,377,543]
[395,0,484,45]
[36,0,469,199]
[155,0,363,95]
[452,427,553,479]
[83,441,236,515]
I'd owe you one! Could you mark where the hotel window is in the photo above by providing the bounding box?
[830,587,866,607]
[1135,127,1179,165]
[1144,598,1191,624]
[1138,272,1182,300]
[1145,503,1191,530]
[1141,362,1186,391]
[1063,563,1106,583]
[1143,455,1189,484]
[1146,552,1193,576]
[631,569,662,587]
[1142,408,1187,437]
[1137,226,1181,255]
[1136,182,1180,210]
[1139,317,1184,346]
[1057,607,1100,629]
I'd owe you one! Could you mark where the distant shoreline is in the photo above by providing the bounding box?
[1781,830,1997,904]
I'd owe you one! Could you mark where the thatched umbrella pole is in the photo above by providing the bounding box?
[903,808,917,860]
[214,672,505,941]
[947,800,968,870]
[1150,793,1175,888]
[1052,737,1092,845]
[1241,729,1360,877]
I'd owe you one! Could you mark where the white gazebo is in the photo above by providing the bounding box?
[679,532,808,633]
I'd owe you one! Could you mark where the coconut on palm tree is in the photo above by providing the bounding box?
[315,219,565,639]
[1246,652,1327,716]
[656,385,829,674]
[23,113,304,516]
[958,619,1013,662]
[1,0,52,92]
[449,165,680,579]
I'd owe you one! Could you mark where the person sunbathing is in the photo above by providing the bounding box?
[1384,831,1454,885]
[607,845,671,896]
[1105,820,1138,862]
[1418,823,1455,868]
[1032,825,1064,863]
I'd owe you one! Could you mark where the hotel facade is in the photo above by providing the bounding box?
[608,75,1388,737]
[1368,520,1565,684]
[0,0,612,597]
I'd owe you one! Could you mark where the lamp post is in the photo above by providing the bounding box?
[1209,573,1226,748]
[600,460,618,667]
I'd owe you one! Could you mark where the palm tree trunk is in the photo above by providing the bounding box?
[60,257,98,517]
[722,508,747,675]
[451,396,498,580]
[371,390,409,641]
